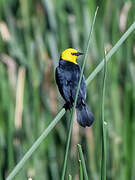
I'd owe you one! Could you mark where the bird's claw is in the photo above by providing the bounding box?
[63,102,73,111]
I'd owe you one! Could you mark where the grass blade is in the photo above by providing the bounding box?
[79,160,83,180]
[77,144,88,180]
[68,174,72,180]
[14,67,25,129]
[61,7,98,180]
[101,49,107,180]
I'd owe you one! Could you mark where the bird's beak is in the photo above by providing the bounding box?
[72,52,84,56]
[77,52,84,56]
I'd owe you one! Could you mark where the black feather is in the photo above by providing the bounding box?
[76,104,94,127]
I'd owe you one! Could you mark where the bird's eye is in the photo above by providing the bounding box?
[71,53,75,55]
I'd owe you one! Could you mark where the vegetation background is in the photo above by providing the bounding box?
[0,0,135,179]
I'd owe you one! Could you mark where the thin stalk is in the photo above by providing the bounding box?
[86,21,135,85]
[6,21,135,180]
[68,174,72,180]
[79,159,83,180]
[101,49,107,180]
[77,144,88,180]
[79,160,83,180]
[61,7,98,180]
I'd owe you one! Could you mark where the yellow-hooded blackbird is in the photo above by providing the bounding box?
[55,48,94,127]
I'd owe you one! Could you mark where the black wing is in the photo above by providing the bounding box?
[79,74,87,100]
[71,67,87,104]
[56,65,87,107]
[55,67,72,103]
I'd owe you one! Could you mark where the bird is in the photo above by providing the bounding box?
[55,48,94,127]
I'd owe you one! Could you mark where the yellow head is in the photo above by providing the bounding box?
[61,48,83,64]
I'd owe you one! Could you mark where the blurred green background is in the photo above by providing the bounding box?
[0,0,135,179]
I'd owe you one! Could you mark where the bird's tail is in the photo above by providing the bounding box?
[76,104,94,127]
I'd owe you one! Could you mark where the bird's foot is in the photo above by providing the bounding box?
[63,102,73,111]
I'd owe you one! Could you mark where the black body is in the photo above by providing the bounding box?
[55,59,94,127]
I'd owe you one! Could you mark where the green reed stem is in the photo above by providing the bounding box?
[77,144,88,180]
[101,50,107,180]
[68,174,72,180]
[79,160,83,180]
[79,159,83,180]
[61,7,98,180]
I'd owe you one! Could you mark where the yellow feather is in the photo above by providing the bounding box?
[61,48,78,64]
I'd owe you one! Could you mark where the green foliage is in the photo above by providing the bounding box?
[0,0,135,179]
[77,144,89,180]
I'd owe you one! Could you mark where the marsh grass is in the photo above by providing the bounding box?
[79,160,83,180]
[77,144,89,180]
[6,21,135,180]
[101,50,107,180]
[0,0,135,180]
